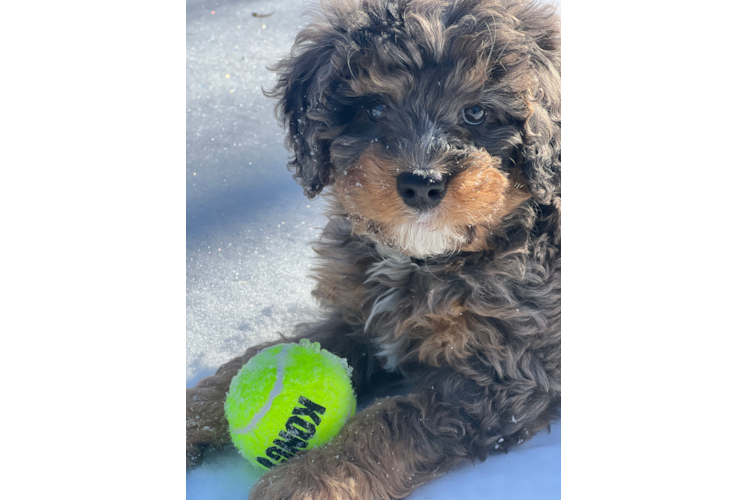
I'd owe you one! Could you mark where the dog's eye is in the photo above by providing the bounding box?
[367,104,387,122]
[462,105,486,126]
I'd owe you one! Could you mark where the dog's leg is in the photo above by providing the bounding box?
[187,318,387,468]
[187,338,279,468]
[249,369,558,500]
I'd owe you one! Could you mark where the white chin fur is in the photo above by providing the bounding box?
[389,213,466,258]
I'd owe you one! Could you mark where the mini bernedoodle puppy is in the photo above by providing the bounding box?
[187,0,561,498]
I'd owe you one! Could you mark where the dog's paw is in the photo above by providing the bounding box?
[186,442,205,469]
[249,450,376,500]
[186,385,231,468]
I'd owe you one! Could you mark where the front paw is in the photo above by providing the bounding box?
[186,386,230,468]
[250,450,374,500]
[186,442,207,469]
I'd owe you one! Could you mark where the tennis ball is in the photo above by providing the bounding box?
[224,339,356,469]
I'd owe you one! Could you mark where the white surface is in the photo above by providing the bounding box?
[186,0,560,498]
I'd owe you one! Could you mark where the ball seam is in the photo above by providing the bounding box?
[231,343,291,435]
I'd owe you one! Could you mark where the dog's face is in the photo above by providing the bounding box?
[270,0,560,258]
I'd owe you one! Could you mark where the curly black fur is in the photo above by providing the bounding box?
[186,1,561,498]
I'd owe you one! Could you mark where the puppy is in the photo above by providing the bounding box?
[187,0,561,498]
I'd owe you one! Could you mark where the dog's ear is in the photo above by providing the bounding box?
[513,2,561,205]
[266,29,339,199]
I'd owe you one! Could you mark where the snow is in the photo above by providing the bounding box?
[186,0,560,498]
[186,0,329,385]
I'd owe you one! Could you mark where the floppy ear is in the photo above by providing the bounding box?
[514,2,561,205]
[267,30,340,198]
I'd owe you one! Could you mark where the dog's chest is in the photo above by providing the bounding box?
[363,248,456,372]
[364,250,416,323]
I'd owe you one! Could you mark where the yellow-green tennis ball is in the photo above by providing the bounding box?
[224,339,356,469]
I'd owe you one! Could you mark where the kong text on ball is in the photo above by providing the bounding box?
[224,339,356,469]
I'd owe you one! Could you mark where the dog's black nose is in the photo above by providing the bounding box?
[396,172,447,210]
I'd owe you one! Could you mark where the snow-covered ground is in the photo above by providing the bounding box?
[186,0,560,498]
